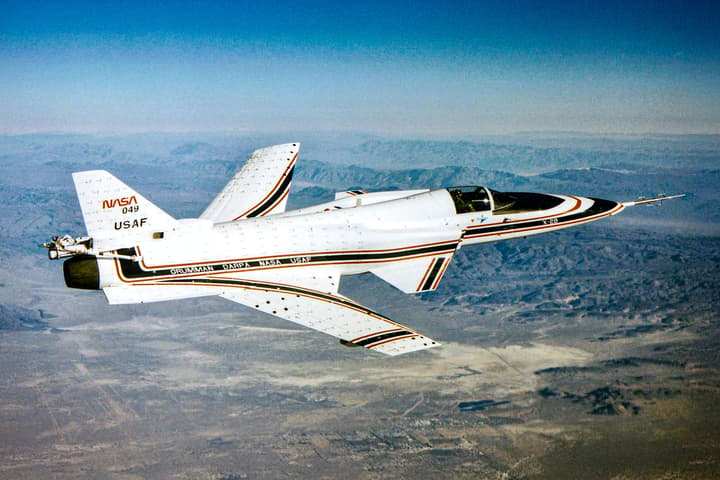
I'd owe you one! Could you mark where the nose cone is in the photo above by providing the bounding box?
[63,255,100,290]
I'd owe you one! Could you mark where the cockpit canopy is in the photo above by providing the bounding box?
[447,186,492,214]
[447,186,564,214]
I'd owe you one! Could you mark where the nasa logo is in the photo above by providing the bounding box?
[102,196,137,209]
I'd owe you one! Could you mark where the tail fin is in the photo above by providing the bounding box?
[200,143,299,222]
[73,170,176,240]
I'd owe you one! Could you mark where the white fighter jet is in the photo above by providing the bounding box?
[45,143,683,355]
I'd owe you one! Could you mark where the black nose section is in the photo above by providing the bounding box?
[63,255,100,290]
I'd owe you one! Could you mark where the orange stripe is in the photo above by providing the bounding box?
[137,238,458,270]
[351,328,405,343]
[366,333,417,348]
[232,151,298,220]
[431,257,451,290]
[463,195,583,235]
[465,203,624,240]
[416,258,438,291]
[121,248,457,285]
[258,185,292,217]
[178,278,413,331]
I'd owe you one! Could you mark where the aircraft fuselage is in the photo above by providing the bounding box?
[91,187,622,293]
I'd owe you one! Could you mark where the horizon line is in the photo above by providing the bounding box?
[2,129,719,138]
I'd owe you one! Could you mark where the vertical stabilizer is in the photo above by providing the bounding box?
[200,143,299,222]
[72,170,177,240]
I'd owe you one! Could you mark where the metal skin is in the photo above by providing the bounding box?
[46,143,682,356]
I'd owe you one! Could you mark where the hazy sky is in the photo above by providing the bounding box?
[1,0,719,135]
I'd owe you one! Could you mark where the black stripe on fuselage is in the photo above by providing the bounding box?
[115,242,458,281]
[463,198,618,238]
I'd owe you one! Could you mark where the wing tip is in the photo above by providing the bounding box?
[255,142,301,156]
[370,335,441,356]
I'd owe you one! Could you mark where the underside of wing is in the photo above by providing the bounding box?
[200,143,299,223]
[210,274,440,356]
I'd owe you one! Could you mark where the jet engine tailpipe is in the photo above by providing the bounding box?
[63,255,100,290]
